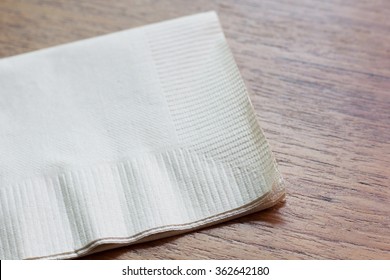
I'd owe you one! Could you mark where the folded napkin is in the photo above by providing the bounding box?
[0,11,285,259]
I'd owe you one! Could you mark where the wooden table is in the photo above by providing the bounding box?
[1,0,389,259]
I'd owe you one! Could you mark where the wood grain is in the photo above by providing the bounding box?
[1,0,389,259]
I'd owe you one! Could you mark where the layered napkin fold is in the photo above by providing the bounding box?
[0,11,285,259]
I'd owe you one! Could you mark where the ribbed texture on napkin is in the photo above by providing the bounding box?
[0,11,285,259]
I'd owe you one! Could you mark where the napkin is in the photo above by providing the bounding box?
[0,11,285,259]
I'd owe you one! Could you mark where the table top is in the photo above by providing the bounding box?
[1,0,389,259]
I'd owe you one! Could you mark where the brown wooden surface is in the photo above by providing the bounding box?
[1,0,389,259]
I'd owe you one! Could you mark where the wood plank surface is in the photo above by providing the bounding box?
[1,0,389,259]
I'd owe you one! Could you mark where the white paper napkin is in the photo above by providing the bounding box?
[0,11,285,259]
